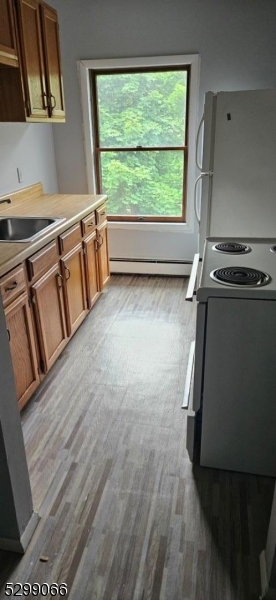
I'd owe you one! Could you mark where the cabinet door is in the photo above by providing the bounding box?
[84,231,100,309]
[17,0,48,119]
[97,221,110,290]
[40,3,65,119]
[0,0,18,66]
[32,263,67,371]
[5,291,40,411]
[61,243,87,337]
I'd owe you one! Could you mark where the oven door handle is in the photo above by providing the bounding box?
[186,253,201,301]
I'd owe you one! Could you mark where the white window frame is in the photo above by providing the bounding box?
[78,54,200,233]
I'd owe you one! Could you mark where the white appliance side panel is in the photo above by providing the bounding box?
[199,92,216,256]
[186,413,196,462]
[200,297,276,477]
[209,90,276,238]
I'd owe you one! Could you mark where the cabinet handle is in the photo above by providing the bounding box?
[88,222,95,227]
[64,265,71,281]
[98,233,103,247]
[100,211,106,216]
[56,272,64,289]
[7,328,10,342]
[50,93,57,109]
[5,280,18,291]
[43,92,50,109]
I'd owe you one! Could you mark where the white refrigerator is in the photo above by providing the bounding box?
[195,89,276,256]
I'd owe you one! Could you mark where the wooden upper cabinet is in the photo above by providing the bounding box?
[40,3,65,119]
[0,0,18,66]
[17,0,48,119]
[0,0,65,122]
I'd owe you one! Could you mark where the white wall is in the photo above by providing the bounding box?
[0,124,58,197]
[50,0,276,262]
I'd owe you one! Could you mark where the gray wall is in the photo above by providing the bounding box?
[49,0,276,262]
[0,123,58,196]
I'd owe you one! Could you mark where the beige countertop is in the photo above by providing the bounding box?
[0,183,107,277]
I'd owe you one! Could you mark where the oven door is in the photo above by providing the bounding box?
[200,297,276,476]
[182,302,206,461]
[185,253,201,302]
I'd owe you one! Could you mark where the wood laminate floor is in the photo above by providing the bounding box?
[0,275,274,600]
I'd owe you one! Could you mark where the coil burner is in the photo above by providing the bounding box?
[212,242,251,255]
[210,266,271,287]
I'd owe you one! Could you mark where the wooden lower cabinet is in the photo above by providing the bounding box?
[5,291,40,410]
[97,221,110,290]
[31,263,67,372]
[61,243,87,337]
[1,205,110,410]
[84,230,100,309]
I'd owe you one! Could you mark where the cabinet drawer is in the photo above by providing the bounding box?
[27,240,59,282]
[82,211,96,237]
[0,265,26,306]
[59,222,82,254]
[96,204,107,225]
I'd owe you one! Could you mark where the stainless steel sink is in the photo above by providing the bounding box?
[0,216,65,242]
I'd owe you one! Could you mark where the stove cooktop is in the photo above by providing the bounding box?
[197,237,276,301]
[212,242,251,254]
[210,266,271,287]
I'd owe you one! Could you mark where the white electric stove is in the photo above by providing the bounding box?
[198,237,276,301]
[185,237,276,477]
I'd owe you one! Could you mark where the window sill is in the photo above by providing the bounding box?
[107,220,194,233]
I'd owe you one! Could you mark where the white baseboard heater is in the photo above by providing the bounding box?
[110,258,192,276]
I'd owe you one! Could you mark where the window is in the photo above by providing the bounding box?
[91,66,190,222]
